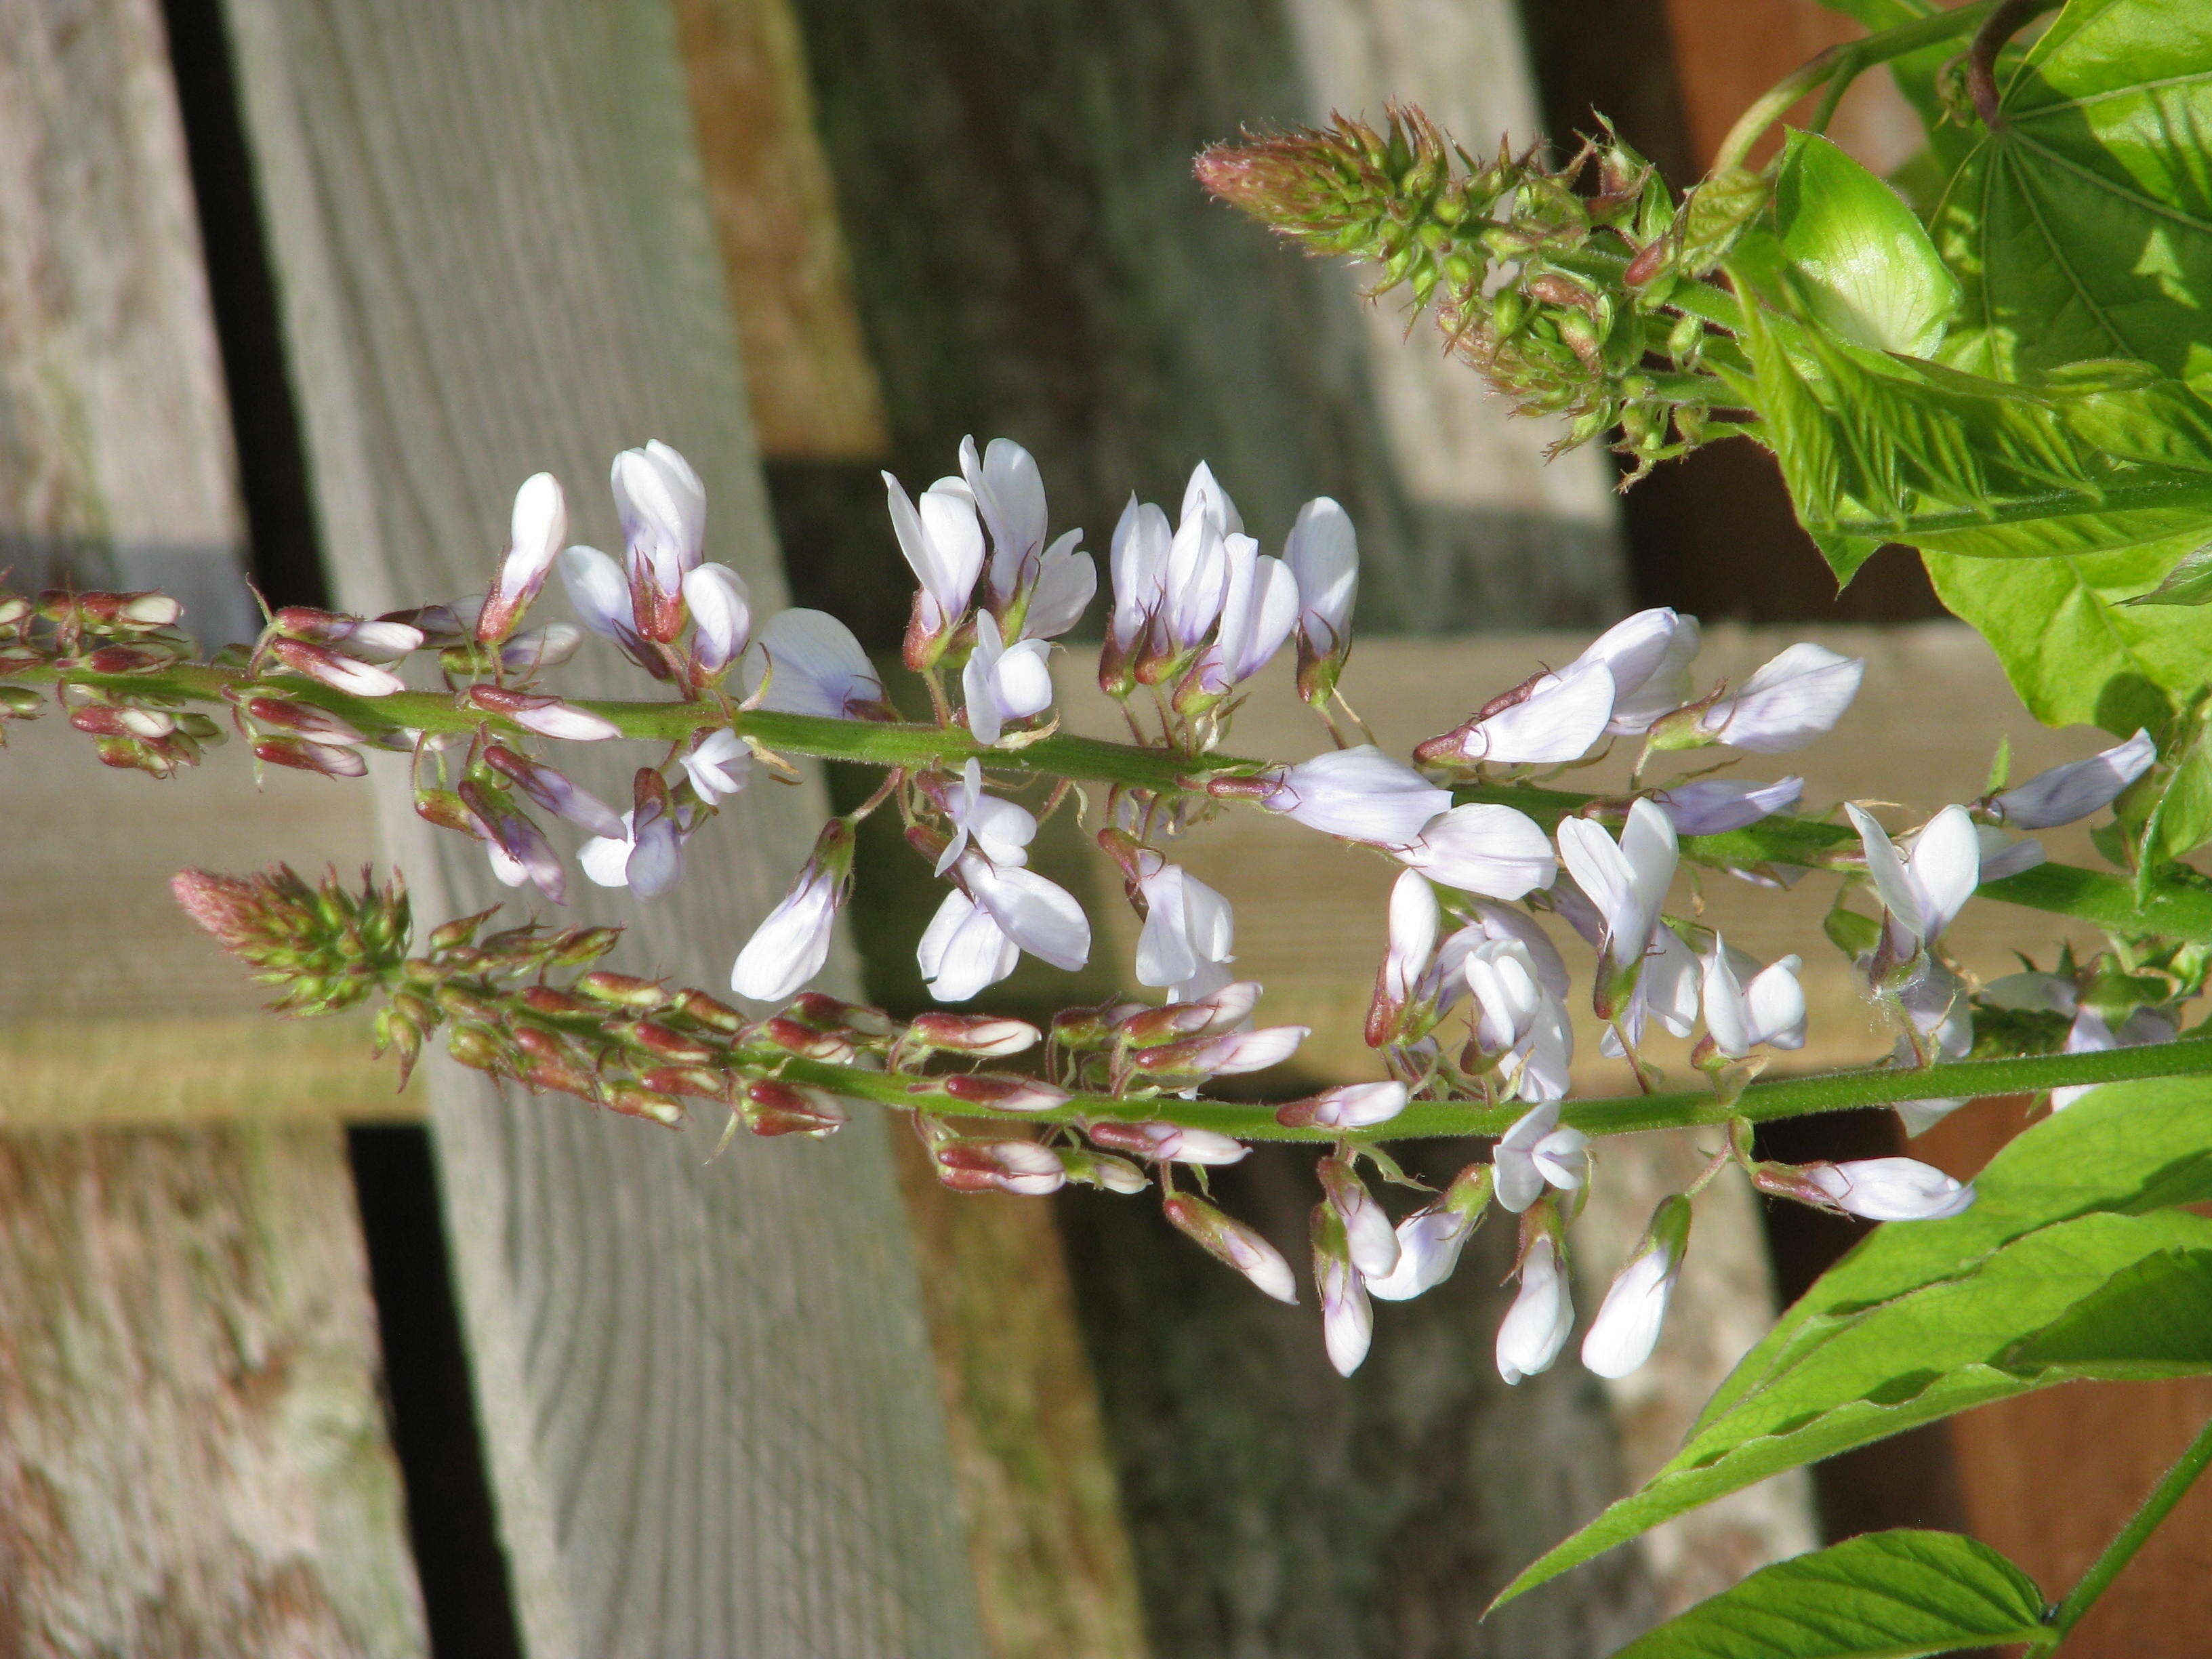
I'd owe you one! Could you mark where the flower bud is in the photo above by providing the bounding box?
[1367,1164,1492,1302]
[628,1020,717,1065]
[787,991,893,1039]
[1761,1158,1976,1221]
[447,1023,506,1073]
[253,735,369,778]
[83,642,182,676]
[1086,1121,1248,1165]
[246,696,369,746]
[1496,1218,1572,1385]
[1130,1024,1308,1079]
[484,743,625,838]
[939,1073,1071,1113]
[1163,1193,1298,1305]
[759,1016,856,1063]
[905,1012,1042,1057]
[602,1082,685,1126]
[640,1065,731,1101]
[743,1079,848,1137]
[934,1138,1066,1195]
[520,985,595,1018]
[269,638,406,697]
[465,684,619,742]
[1055,1148,1149,1193]
[577,970,670,1010]
[1275,1080,1409,1130]
[1581,1195,1690,1378]
[478,472,568,644]
[546,926,622,967]
[1115,980,1265,1047]
[1317,1156,1399,1279]
[673,987,747,1032]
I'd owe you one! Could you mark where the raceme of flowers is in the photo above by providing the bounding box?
[15,436,2189,1390]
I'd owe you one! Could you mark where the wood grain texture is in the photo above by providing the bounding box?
[0,0,260,644]
[0,2,428,1649]
[215,0,982,1652]
[0,1125,426,1659]
[789,0,1626,639]
[671,0,888,461]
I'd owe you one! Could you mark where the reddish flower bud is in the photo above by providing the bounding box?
[253,736,369,778]
[268,637,405,697]
[247,695,368,746]
[630,1020,716,1065]
[905,1012,1041,1057]
[519,985,594,1019]
[447,1023,506,1073]
[640,1065,730,1101]
[602,1083,684,1126]
[83,642,181,676]
[672,987,746,1033]
[759,1017,857,1063]
[788,991,894,1038]
[577,970,668,1010]
[939,1073,1071,1114]
[743,1079,848,1137]
[933,1138,1066,1195]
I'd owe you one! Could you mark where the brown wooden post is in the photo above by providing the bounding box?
[213,0,985,1652]
[0,1,428,1652]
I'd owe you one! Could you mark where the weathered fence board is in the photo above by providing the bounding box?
[0,2,428,1650]
[214,0,983,1652]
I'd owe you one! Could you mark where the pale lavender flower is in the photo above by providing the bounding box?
[1365,1166,1490,1302]
[1275,1082,1409,1130]
[885,470,986,650]
[680,729,752,803]
[2051,1005,2179,1111]
[269,639,407,698]
[1649,775,1803,835]
[1164,1195,1298,1305]
[1701,939,1808,1059]
[1181,459,1243,537]
[1284,496,1358,701]
[1396,804,1558,899]
[916,889,1022,1002]
[1696,642,1864,752]
[1578,608,1702,735]
[1974,823,2045,882]
[1492,1099,1589,1212]
[959,435,1048,605]
[1313,1216,1373,1378]
[1557,798,1677,1006]
[935,758,1038,873]
[1133,855,1236,991]
[1105,495,1172,659]
[485,745,626,838]
[1261,745,1450,847]
[732,834,848,1001]
[1847,802,1980,958]
[499,624,584,675]
[1435,903,1572,1004]
[959,851,1091,973]
[1366,869,1441,1042]
[1801,1158,1975,1221]
[1319,1157,1400,1279]
[682,563,752,676]
[1989,729,2156,830]
[1582,1197,1690,1379]
[1189,534,1298,698]
[558,544,636,642]
[1088,1121,1248,1165]
[1497,1233,1574,1385]
[1465,939,1574,1104]
[962,610,1054,745]
[478,471,568,642]
[612,441,707,594]
[1158,511,1231,657]
[745,609,886,719]
[1430,658,1616,766]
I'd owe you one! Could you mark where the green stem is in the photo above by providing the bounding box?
[1711,0,1996,174]
[2034,1405,2212,1650]
[39,659,2212,945]
[789,1034,2212,1143]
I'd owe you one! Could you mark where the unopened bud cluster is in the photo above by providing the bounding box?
[1196,108,1723,478]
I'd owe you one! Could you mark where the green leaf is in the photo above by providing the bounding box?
[1607,1530,2049,1659]
[2001,1247,2212,1376]
[1776,131,1960,356]
[2146,708,2212,864]
[1496,1208,2212,1605]
[1725,260,2212,577]
[1923,533,2211,736]
[2126,542,2212,605]
[1704,1077,2212,1427]
[1936,0,2212,382]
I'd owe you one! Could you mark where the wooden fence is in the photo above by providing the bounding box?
[1,1,2205,1656]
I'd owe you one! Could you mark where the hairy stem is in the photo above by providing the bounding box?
[41,659,2212,945]
[1711,0,1997,174]
[2034,1405,2212,1650]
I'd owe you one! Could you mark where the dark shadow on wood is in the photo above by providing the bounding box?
[349,1126,525,1659]
[162,0,327,611]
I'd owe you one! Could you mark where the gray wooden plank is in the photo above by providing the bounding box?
[0,1,428,1648]
[213,0,983,1652]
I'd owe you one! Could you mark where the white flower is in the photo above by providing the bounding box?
[1164,1194,1298,1305]
[1497,1234,1574,1385]
[2051,1005,2179,1111]
[1847,802,1980,958]
[1701,939,1808,1058]
[1465,939,1574,1105]
[682,563,752,674]
[1437,659,1616,765]
[1365,1204,1475,1302]
[1369,870,1441,1040]
[1990,729,2156,830]
[1973,823,2045,881]
[1492,1099,1589,1212]
[1159,510,1231,656]
[1435,903,1572,1006]
[744,609,886,718]
[1090,1121,1248,1166]
[1582,1202,1688,1379]
[488,749,624,838]
[559,544,635,640]
[1284,496,1357,668]
[506,699,619,742]
[1161,1025,1309,1076]
[1181,460,1243,536]
[680,729,751,802]
[1601,925,1702,1052]
[1697,642,1864,752]
[1019,533,1096,640]
[732,859,844,1001]
[1316,1240,1372,1378]
[1277,1082,1409,1130]
[1892,959,1975,1136]
[499,624,584,675]
[1649,775,1803,836]
[959,852,1090,972]
[935,758,1038,872]
[1134,856,1236,989]
[1106,495,1172,656]
[1319,1158,1399,1279]
[1397,804,1559,899]
[1578,608,1701,735]
[612,441,706,596]
[1261,745,1450,846]
[962,611,1054,746]
[1557,798,1677,998]
[478,472,568,640]
[1190,535,1298,697]
[1803,1158,1975,1221]
[269,639,407,698]
[959,436,1048,605]
[916,890,1022,1002]
[884,470,985,640]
